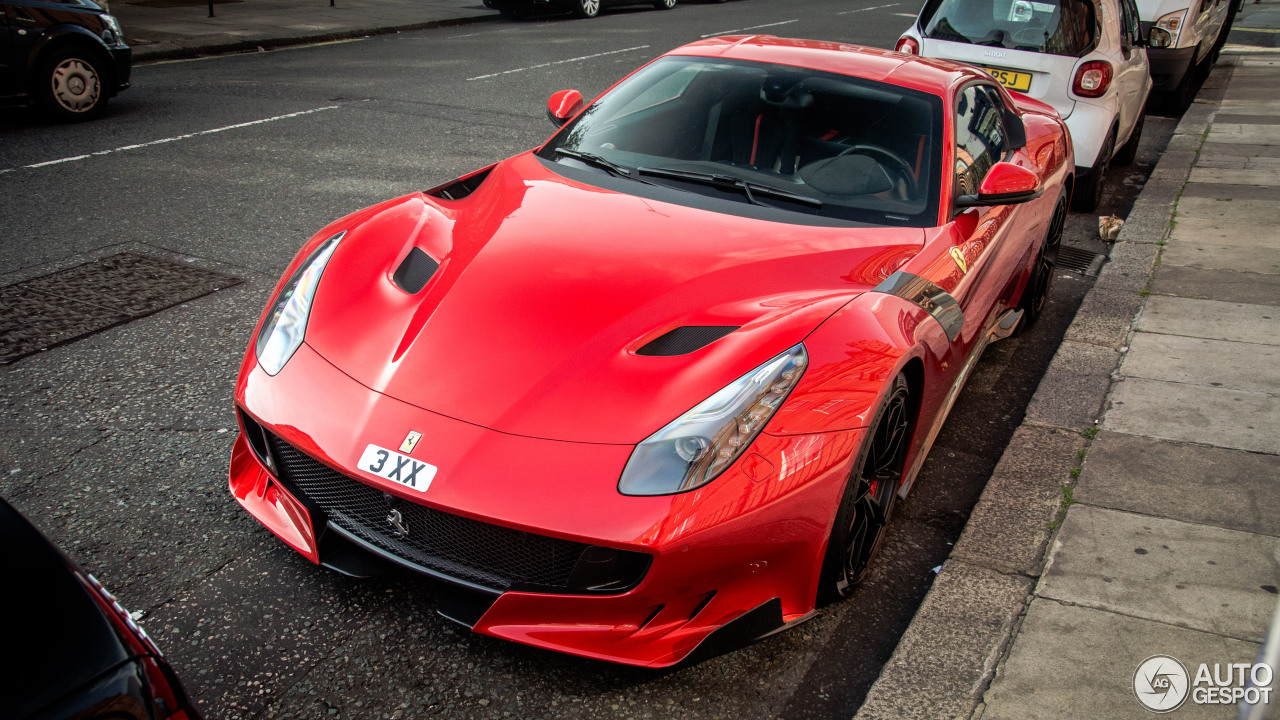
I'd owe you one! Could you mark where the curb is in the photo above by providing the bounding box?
[128,13,497,62]
[851,65,1231,720]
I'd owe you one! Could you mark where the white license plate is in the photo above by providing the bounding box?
[357,444,437,493]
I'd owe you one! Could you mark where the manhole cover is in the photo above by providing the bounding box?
[0,253,242,364]
[1057,245,1106,276]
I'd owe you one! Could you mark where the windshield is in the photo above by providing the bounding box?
[920,0,1096,55]
[538,56,943,227]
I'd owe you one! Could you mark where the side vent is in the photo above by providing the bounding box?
[637,326,739,356]
[426,166,494,200]
[393,248,440,294]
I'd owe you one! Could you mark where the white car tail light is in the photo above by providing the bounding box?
[1073,60,1113,98]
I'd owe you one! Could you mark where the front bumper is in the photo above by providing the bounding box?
[1145,45,1197,91]
[108,46,132,95]
[230,343,858,666]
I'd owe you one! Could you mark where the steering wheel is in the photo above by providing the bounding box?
[838,144,918,198]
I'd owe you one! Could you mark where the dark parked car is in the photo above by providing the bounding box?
[485,0,678,19]
[0,498,201,720]
[0,0,131,120]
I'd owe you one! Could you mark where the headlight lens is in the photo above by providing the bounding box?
[1156,10,1186,46]
[618,344,808,496]
[101,14,123,45]
[255,231,344,375]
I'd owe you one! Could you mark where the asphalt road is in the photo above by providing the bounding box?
[0,2,1178,718]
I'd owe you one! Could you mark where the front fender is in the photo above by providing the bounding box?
[768,291,953,437]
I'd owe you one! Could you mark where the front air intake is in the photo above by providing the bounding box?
[392,248,439,294]
[636,326,739,356]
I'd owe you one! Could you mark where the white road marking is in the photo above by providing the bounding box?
[893,12,917,17]
[467,45,651,81]
[700,19,798,38]
[3,106,341,174]
[836,3,900,14]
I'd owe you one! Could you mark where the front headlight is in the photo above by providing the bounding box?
[255,231,344,376]
[1156,10,1187,46]
[618,344,808,496]
[101,14,123,45]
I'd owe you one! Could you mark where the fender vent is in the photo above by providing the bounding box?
[393,248,439,294]
[637,326,739,356]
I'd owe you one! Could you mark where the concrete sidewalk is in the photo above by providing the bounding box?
[110,0,494,61]
[856,52,1280,720]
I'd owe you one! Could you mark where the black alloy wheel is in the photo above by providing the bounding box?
[818,374,912,604]
[1019,193,1067,326]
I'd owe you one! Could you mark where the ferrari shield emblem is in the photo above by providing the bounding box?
[949,246,968,275]
[399,431,422,454]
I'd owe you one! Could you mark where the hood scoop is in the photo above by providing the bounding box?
[393,248,440,294]
[637,326,740,357]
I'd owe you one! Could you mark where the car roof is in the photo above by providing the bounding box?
[667,35,991,97]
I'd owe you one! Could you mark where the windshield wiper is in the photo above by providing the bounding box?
[553,148,657,186]
[637,166,823,208]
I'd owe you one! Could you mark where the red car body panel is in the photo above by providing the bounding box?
[229,36,1074,666]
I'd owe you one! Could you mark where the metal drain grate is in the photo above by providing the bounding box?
[0,253,242,364]
[1056,245,1106,276]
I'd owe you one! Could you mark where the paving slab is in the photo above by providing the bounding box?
[1062,286,1143,349]
[853,562,1034,720]
[1198,142,1280,158]
[1180,183,1280,202]
[981,600,1261,720]
[1075,431,1280,537]
[1171,215,1280,248]
[1151,265,1280,306]
[1104,376,1279,454]
[1094,240,1162,291]
[1189,167,1280,185]
[1024,341,1121,429]
[1137,295,1280,345]
[1121,332,1280,393]
[1038,505,1280,642]
[950,426,1084,576]
[1208,124,1280,144]
[1162,240,1280,273]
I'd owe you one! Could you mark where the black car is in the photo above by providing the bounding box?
[485,0,679,19]
[0,498,201,720]
[0,0,131,120]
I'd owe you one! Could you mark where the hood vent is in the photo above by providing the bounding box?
[426,166,494,200]
[393,248,440,294]
[637,326,739,357]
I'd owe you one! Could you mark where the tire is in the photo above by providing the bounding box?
[1112,111,1144,167]
[572,0,600,17]
[1162,64,1197,114]
[1018,192,1067,328]
[498,8,527,18]
[654,0,676,7]
[38,48,109,122]
[817,374,912,605]
[1071,130,1113,212]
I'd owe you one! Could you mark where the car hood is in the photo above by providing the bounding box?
[305,153,923,444]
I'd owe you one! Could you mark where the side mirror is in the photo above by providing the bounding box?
[547,89,584,127]
[1148,26,1173,48]
[956,162,1043,207]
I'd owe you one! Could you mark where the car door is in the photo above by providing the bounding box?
[920,83,1034,354]
[0,1,16,96]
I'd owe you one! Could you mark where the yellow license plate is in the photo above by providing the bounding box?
[983,67,1032,92]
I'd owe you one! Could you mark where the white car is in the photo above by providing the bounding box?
[896,0,1156,211]
[1138,0,1238,109]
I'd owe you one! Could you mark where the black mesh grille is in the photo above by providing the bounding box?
[392,248,440,294]
[263,433,588,591]
[637,326,739,356]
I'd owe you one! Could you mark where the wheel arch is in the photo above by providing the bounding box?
[27,26,117,94]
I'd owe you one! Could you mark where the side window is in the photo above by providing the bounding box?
[1121,0,1142,44]
[953,85,1008,197]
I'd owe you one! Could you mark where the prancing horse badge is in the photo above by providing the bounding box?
[949,246,969,275]
[399,431,422,454]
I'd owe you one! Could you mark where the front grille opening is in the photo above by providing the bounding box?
[237,408,273,472]
[260,431,649,594]
[637,326,739,356]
